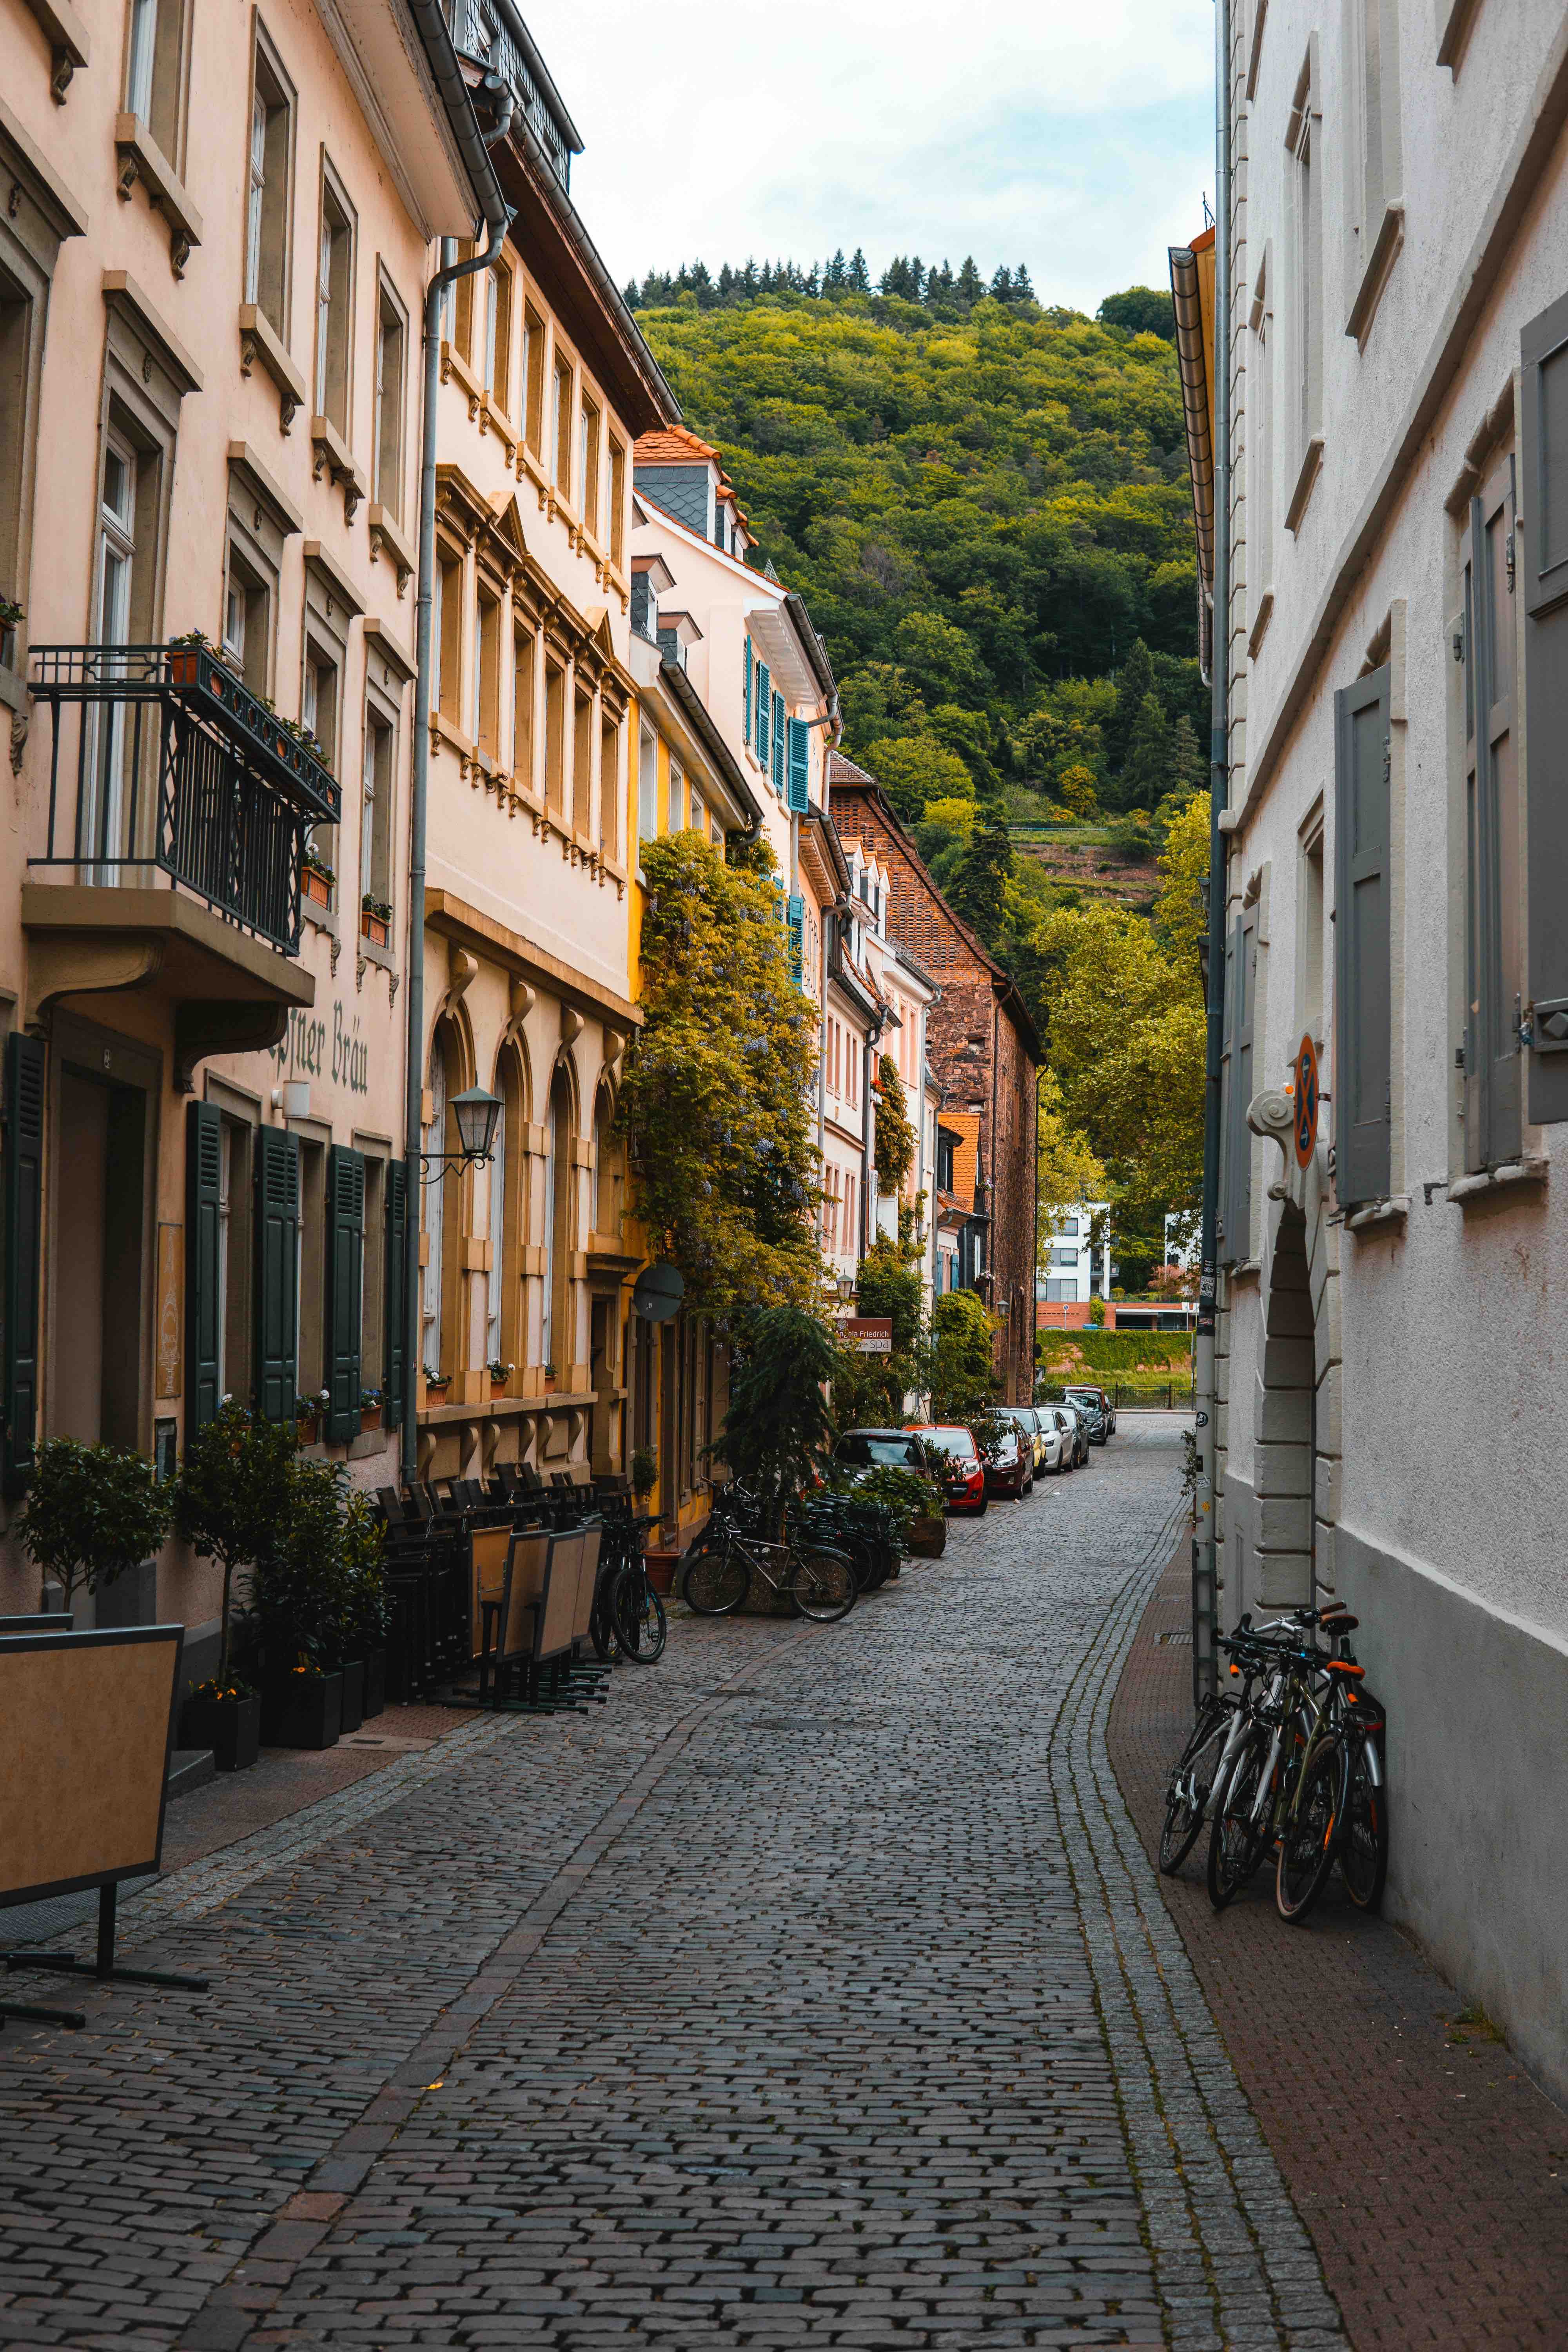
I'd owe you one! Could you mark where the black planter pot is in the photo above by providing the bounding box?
[363,1648,387,1720]
[338,1658,365,1735]
[261,1670,343,1751]
[182,1693,262,1773]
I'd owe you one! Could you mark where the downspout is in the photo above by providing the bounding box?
[402,176,513,1484]
[1193,0,1231,1700]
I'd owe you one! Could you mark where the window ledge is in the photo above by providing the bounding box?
[1346,1193,1410,1233]
[1284,434,1325,535]
[239,304,307,434]
[1447,1157,1548,1205]
[518,445,548,495]
[1247,587,1275,660]
[114,113,202,277]
[0,662,26,717]
[358,931,396,975]
[303,896,339,941]
[310,415,367,525]
[479,391,519,456]
[1345,201,1405,350]
[367,503,415,594]
[22,0,89,98]
[440,338,482,410]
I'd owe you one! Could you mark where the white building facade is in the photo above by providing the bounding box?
[1200,0,1568,2101]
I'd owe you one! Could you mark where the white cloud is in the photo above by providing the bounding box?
[523,0,1214,313]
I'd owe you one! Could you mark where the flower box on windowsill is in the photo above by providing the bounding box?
[296,1414,318,1445]
[424,1377,450,1406]
[359,1404,383,1432]
[490,1377,509,1399]
[303,867,332,909]
[360,909,389,946]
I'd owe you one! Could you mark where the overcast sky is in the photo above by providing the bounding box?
[524,0,1215,316]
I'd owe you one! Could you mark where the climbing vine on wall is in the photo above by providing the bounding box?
[873,1054,916,1196]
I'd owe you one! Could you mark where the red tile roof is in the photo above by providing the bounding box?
[635,426,750,530]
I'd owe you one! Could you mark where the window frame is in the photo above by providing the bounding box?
[313,156,357,440]
[372,269,408,521]
[244,27,295,340]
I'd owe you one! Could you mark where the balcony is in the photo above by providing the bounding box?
[24,646,323,1082]
[28,644,339,955]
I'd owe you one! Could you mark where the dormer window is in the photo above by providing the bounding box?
[655,610,702,673]
[630,552,675,643]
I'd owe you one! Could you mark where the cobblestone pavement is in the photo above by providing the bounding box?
[1,1422,1343,2350]
[1109,1553,1568,2351]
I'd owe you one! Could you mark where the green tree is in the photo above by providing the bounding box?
[174,1402,299,1682]
[1154,789,1211,977]
[1036,1067,1108,1259]
[926,1289,1001,1433]
[1108,639,1158,771]
[860,735,972,824]
[719,1305,840,1533]
[948,805,1014,945]
[1118,692,1171,811]
[873,1055,916,1195]
[1097,286,1177,340]
[1169,710,1206,799]
[1056,764,1099,818]
[16,1439,171,1621]
[620,832,820,1318]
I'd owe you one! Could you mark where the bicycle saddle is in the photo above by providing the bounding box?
[1325,1658,1365,1676]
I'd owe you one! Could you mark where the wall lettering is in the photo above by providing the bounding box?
[271,1000,370,1097]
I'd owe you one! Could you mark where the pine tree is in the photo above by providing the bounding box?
[909,255,926,301]
[989,264,1014,300]
[956,256,984,306]
[717,262,735,300]
[1169,711,1206,800]
[848,247,871,292]
[1013,261,1035,301]
[624,280,640,310]
[824,248,847,293]
[1119,693,1171,811]
[948,805,1014,947]
[1109,638,1157,770]
[804,261,820,296]
[741,259,758,295]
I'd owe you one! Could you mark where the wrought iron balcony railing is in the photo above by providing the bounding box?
[27,646,342,958]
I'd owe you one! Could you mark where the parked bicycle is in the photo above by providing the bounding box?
[680,1486,857,1624]
[590,1510,667,1664]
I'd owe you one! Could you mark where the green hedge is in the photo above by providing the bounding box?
[1037,1328,1192,1372]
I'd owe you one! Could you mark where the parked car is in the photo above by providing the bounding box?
[1042,1399,1091,1467]
[984,1424,1034,1500]
[998,1403,1048,1478]
[1063,1386,1111,1445]
[1033,1410,1068,1476]
[1064,1382,1116,1438]
[833,1428,933,1479]
[908,1423,987,1515]
[1037,1405,1078,1474]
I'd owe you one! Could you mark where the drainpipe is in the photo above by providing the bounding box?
[402,191,514,1485]
[1193,0,1231,1700]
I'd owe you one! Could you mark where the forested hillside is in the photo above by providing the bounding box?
[630,273,1207,1279]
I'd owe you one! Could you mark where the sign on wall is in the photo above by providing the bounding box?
[1292,1034,1320,1168]
[155,1225,183,1400]
[842,1316,893,1355]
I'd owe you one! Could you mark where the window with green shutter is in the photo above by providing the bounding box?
[324,1145,365,1443]
[384,1157,408,1432]
[254,1126,300,1422]
[771,691,785,793]
[1334,665,1392,1205]
[4,1032,44,1492]
[756,660,771,768]
[185,1101,223,1439]
[1461,459,1522,1171]
[788,717,810,812]
[1218,910,1256,1262]
[1521,290,1568,1124]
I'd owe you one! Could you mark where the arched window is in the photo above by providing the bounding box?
[421,1038,447,1376]
[593,1082,622,1239]
[487,1046,525,1370]
[542,1063,572,1374]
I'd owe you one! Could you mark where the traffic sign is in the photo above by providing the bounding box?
[1293,1033,1320,1167]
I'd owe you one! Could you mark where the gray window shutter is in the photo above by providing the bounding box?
[4,1033,45,1492]
[1334,664,1392,1205]
[1521,290,1568,1122]
[1462,467,1522,1171]
[384,1157,407,1433]
[254,1127,300,1423]
[1228,907,1257,1260]
[324,1145,364,1443]
[185,1101,223,1439]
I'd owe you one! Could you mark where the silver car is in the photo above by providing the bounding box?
[1038,1404,1082,1473]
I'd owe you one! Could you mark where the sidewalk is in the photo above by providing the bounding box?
[1107,1553,1568,2351]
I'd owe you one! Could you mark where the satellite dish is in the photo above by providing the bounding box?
[632,1263,685,1323]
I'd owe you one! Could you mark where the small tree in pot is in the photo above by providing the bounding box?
[15,1438,171,1617]
[172,1401,296,1687]
[717,1304,838,1539]
[245,1457,354,1748]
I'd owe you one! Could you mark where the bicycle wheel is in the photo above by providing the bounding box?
[680,1546,748,1616]
[789,1546,857,1623]
[612,1568,667,1663]
[1207,1730,1270,1910]
[1276,1740,1344,1924]
[1159,1703,1227,1877]
[590,1566,619,1661]
[1339,1734,1388,1912]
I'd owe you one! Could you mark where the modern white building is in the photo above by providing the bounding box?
[1037,1204,1113,1305]
[1178,0,1568,2102]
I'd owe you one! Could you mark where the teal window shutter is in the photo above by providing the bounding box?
[742,635,752,746]
[254,1127,300,1422]
[185,1100,223,1439]
[771,692,785,793]
[4,1033,44,1492]
[384,1158,407,1432]
[787,891,805,983]
[788,717,810,811]
[324,1145,365,1443]
[756,661,771,766]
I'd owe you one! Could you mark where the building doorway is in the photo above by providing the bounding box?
[52,1062,146,1449]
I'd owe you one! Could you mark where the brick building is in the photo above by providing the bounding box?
[829,757,1039,1402]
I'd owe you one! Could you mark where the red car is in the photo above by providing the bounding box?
[909,1423,987,1515]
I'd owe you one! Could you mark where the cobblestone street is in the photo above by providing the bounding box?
[5,1423,1345,2349]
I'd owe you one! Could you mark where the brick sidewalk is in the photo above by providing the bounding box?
[1106,1555,1568,2351]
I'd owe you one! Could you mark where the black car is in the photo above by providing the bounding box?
[833,1428,933,1478]
[1062,1387,1110,1445]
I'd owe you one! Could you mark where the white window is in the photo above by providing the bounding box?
[486,1102,506,1368]
[127,0,159,120]
[1283,47,1322,515]
[1250,249,1275,632]
[246,94,267,306]
[669,762,684,832]
[638,725,657,848]
[91,431,138,866]
[422,1052,446,1376]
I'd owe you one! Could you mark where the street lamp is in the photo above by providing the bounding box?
[420,1084,502,1174]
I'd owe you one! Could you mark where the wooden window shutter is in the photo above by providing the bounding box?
[771,691,786,793]
[788,716,810,812]
[1334,664,1392,1205]
[324,1145,365,1443]
[742,635,752,745]
[4,1033,45,1491]
[384,1156,408,1432]
[1218,917,1238,1261]
[787,891,805,983]
[184,1101,223,1441]
[253,1127,300,1423]
[1521,290,1568,1122]
[756,661,770,767]
[1461,467,1522,1171]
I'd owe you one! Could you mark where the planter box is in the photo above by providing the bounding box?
[364,1648,386,1720]
[644,1555,677,1596]
[359,1405,383,1431]
[907,1514,947,1559]
[338,1658,365,1735]
[360,910,389,946]
[182,1693,261,1773]
[303,866,332,908]
[262,1670,342,1751]
[296,1416,318,1446]
[489,1379,509,1399]
[168,646,201,686]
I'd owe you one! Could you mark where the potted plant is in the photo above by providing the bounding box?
[296,1388,328,1445]
[361,893,392,946]
[302,845,334,909]
[247,1457,351,1748]
[167,626,211,687]
[341,1489,389,1720]
[543,1361,559,1393]
[15,1436,172,1627]
[857,1462,944,1561]
[487,1359,513,1399]
[424,1370,450,1404]
[359,1387,383,1432]
[630,1448,657,1508]
[182,1673,262,1771]
[172,1401,298,1765]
